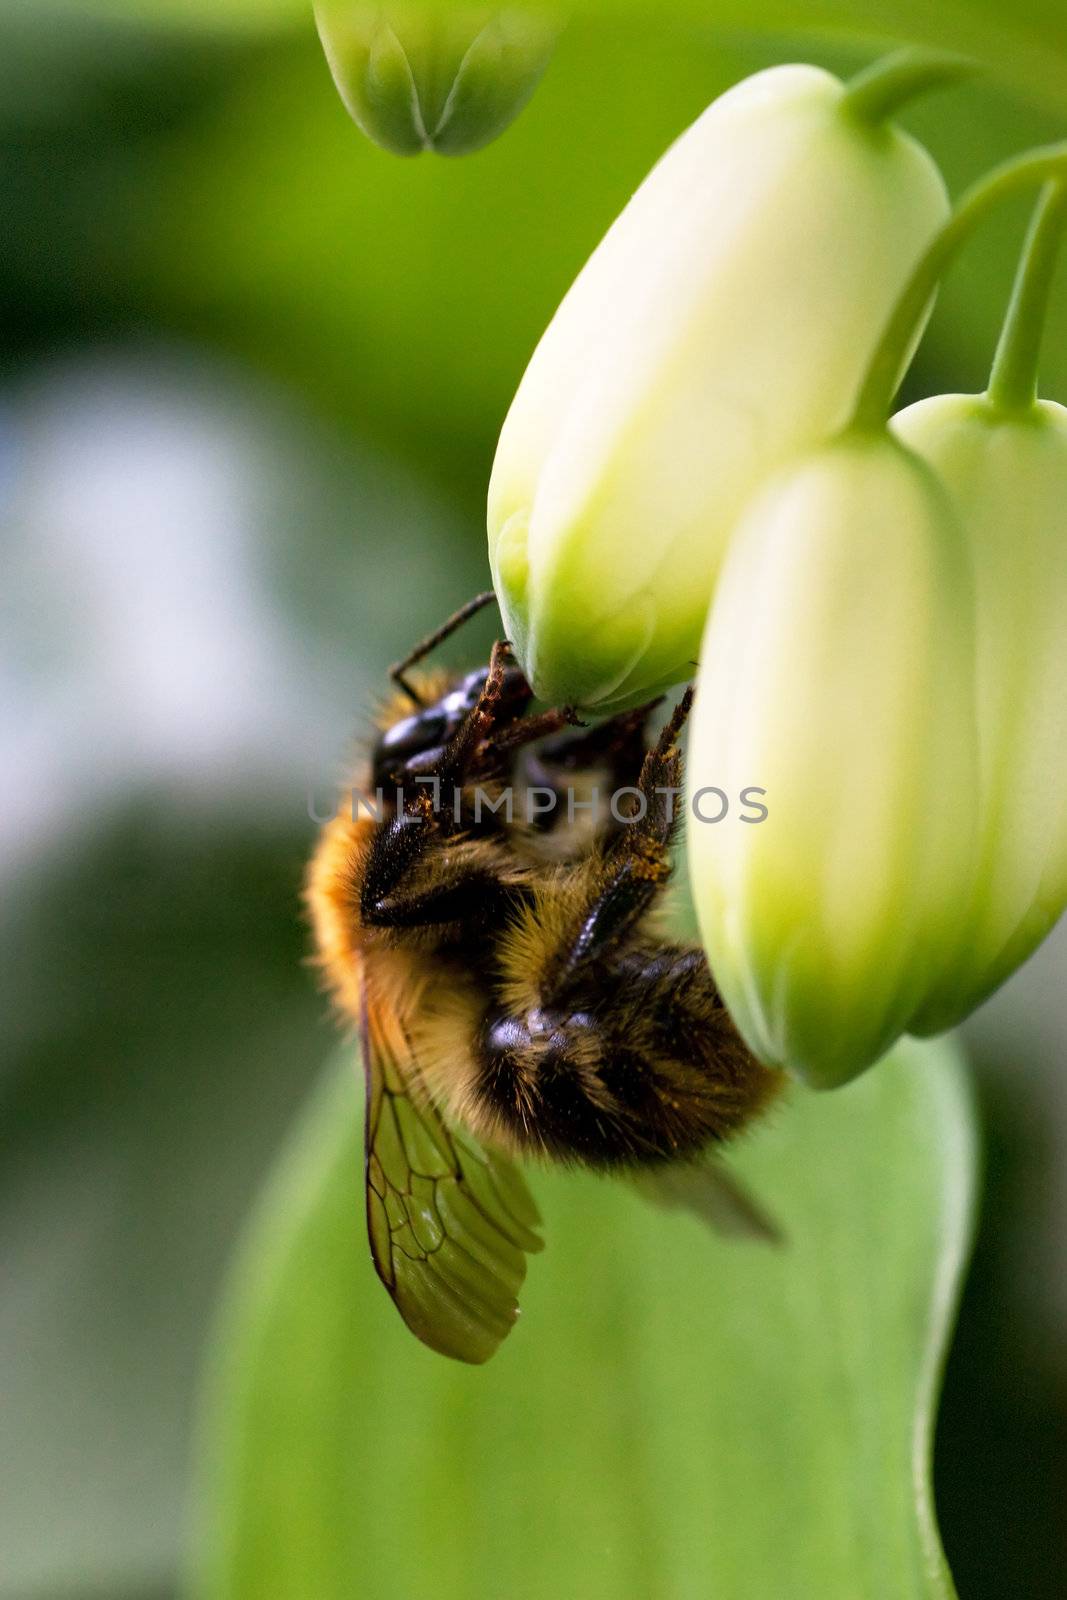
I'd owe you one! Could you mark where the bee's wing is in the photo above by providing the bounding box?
[361,992,543,1364]
[634,1159,782,1244]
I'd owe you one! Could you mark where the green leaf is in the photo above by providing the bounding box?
[191,1034,977,1600]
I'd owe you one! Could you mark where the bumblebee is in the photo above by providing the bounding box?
[306,593,780,1363]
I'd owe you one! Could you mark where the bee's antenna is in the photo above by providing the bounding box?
[389,590,498,705]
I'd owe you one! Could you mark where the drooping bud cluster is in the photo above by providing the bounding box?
[488,52,1067,1087]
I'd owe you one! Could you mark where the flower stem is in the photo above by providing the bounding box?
[840,48,977,126]
[850,142,1067,431]
[986,181,1067,414]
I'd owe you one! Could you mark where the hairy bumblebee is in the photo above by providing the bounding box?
[306,593,780,1362]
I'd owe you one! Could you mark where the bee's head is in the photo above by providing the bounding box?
[371,665,528,792]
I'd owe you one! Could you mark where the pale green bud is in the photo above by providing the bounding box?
[686,433,978,1089]
[488,63,949,711]
[313,4,556,157]
[892,394,1067,1030]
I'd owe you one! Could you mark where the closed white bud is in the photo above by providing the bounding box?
[489,63,949,710]
[893,393,1067,1030]
[686,433,978,1088]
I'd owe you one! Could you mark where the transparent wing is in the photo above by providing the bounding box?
[634,1158,782,1244]
[361,992,543,1364]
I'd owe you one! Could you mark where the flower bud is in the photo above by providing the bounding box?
[686,433,978,1089]
[489,63,949,710]
[892,394,1067,1030]
[313,4,556,157]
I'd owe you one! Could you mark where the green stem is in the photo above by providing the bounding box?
[839,47,977,125]
[850,142,1067,431]
[986,181,1067,413]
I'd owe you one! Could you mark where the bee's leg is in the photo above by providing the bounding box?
[489,705,585,755]
[542,689,694,1001]
[535,696,664,782]
[389,590,497,705]
[523,697,665,833]
[624,685,694,844]
[434,639,537,787]
[435,644,582,780]
[362,644,532,928]
[361,855,507,927]
[360,805,517,928]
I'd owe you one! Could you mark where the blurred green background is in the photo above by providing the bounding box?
[3,3,1067,1596]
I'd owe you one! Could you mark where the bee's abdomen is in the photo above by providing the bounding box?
[475,948,777,1169]
[479,1009,632,1165]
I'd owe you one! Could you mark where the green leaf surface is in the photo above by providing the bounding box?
[192,1033,977,1600]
